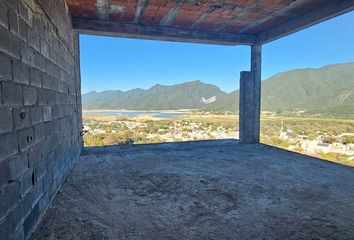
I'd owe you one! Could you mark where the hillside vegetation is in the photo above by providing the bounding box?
[83,80,227,110]
[83,62,354,115]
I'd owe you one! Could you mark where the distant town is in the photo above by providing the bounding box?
[83,111,354,167]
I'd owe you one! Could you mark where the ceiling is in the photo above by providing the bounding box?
[65,0,354,45]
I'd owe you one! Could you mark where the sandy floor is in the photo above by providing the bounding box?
[31,140,354,240]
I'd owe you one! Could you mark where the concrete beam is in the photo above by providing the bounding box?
[259,0,354,44]
[72,17,257,46]
[239,44,261,144]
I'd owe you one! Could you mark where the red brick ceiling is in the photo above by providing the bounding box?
[65,0,327,34]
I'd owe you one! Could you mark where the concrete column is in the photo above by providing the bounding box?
[239,44,262,143]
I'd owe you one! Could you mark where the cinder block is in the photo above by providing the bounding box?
[48,178,58,199]
[11,200,24,230]
[13,224,25,240]
[28,29,40,52]
[29,67,41,87]
[18,17,28,42]
[0,211,13,239]
[0,107,13,134]
[46,149,57,168]
[13,61,29,85]
[8,7,19,35]
[34,52,45,72]
[38,191,49,213]
[34,123,45,143]
[13,107,31,130]
[19,0,32,27]
[42,169,52,192]
[43,106,51,122]
[51,105,60,119]
[0,0,82,237]
[47,91,55,105]
[59,117,67,130]
[19,168,33,197]
[23,203,39,237]
[55,92,64,105]
[52,119,60,134]
[51,77,59,92]
[0,132,19,161]
[35,158,46,181]
[48,47,57,64]
[3,0,18,10]
[8,152,28,181]
[52,162,61,180]
[30,106,42,124]
[21,43,35,66]
[0,159,9,191]
[57,80,64,93]
[40,39,49,58]
[23,86,37,105]
[2,82,22,106]
[44,122,54,141]
[0,181,20,222]
[18,127,35,151]
[27,144,41,168]
[0,2,8,29]
[25,178,43,210]
[0,53,12,81]
[42,73,52,90]
[21,191,32,218]
[32,14,43,35]
[0,26,20,59]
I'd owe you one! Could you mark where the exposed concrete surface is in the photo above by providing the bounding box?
[31,140,354,239]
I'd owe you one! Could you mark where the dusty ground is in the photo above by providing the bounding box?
[31,140,354,240]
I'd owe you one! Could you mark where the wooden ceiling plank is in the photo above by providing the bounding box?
[160,1,182,26]
[238,0,308,33]
[191,9,215,29]
[133,0,149,24]
[215,1,261,32]
[96,0,109,20]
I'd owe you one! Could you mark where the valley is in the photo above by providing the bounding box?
[83,112,354,167]
[82,62,354,167]
[82,62,354,116]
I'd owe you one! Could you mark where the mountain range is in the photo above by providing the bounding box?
[82,62,354,115]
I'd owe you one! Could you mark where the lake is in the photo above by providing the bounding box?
[82,111,186,118]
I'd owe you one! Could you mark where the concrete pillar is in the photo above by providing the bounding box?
[239,44,262,144]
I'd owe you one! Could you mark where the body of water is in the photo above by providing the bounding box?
[83,111,185,118]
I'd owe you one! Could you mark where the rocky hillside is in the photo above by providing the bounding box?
[83,62,354,115]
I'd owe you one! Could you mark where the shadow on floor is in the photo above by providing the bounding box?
[31,140,354,240]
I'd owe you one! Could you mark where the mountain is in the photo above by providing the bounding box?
[82,62,354,114]
[207,62,354,114]
[82,81,228,110]
[261,62,354,111]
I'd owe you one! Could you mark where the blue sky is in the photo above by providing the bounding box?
[80,11,354,94]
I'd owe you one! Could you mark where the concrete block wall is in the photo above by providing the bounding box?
[0,0,82,239]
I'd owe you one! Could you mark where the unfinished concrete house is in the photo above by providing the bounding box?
[0,0,354,239]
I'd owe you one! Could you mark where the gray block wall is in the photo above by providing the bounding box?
[0,0,82,239]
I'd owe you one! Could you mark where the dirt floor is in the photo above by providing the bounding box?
[31,140,354,240]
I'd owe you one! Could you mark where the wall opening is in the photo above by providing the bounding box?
[79,35,250,147]
[260,11,354,167]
